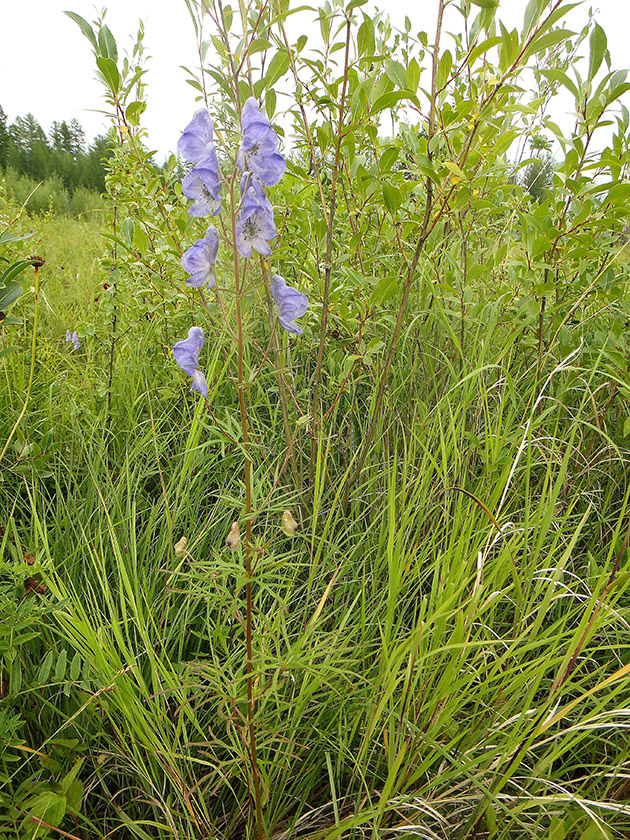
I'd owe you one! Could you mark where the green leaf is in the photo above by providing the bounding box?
[526,29,576,60]
[38,651,54,684]
[70,651,82,682]
[383,59,407,89]
[0,343,20,359]
[60,758,85,794]
[265,88,277,119]
[125,101,146,125]
[371,90,417,115]
[588,23,607,82]
[96,56,120,94]
[23,791,67,832]
[522,0,542,36]
[11,658,22,693]
[0,281,23,311]
[443,161,465,179]
[248,38,272,54]
[133,224,149,253]
[357,17,375,58]
[0,230,34,245]
[436,50,453,89]
[406,58,421,93]
[1,258,35,286]
[98,24,118,62]
[370,275,398,305]
[186,77,203,93]
[468,35,502,64]
[579,820,611,840]
[66,779,84,813]
[540,68,579,100]
[64,11,98,52]
[382,182,402,214]
[319,7,330,42]
[55,649,67,682]
[121,218,135,246]
[264,49,290,89]
[380,146,399,171]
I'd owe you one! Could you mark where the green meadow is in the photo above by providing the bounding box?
[2,1,630,838]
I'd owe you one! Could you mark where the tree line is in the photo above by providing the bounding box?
[0,106,111,194]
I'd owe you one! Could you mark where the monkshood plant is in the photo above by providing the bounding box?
[66,12,311,837]
[172,100,308,840]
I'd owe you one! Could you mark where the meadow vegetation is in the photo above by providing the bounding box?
[2,0,630,838]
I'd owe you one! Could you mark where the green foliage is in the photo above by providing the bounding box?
[1,106,112,205]
[1,167,105,217]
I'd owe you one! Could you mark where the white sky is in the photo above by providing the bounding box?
[1,0,629,159]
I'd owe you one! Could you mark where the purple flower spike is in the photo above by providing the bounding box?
[236,182,276,257]
[271,274,308,335]
[182,225,219,288]
[178,109,216,163]
[65,329,80,350]
[173,326,208,397]
[238,97,286,187]
[182,156,221,217]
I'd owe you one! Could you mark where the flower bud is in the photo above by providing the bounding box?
[226,521,241,551]
[281,510,298,537]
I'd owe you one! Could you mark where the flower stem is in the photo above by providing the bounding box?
[261,259,300,491]
[232,173,265,840]
[309,18,352,495]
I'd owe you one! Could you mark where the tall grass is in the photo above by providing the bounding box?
[2,253,630,837]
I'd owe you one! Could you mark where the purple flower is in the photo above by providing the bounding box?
[271,275,308,335]
[178,109,216,163]
[182,156,221,217]
[181,225,219,288]
[238,97,286,187]
[173,326,208,397]
[65,329,80,350]
[235,181,276,257]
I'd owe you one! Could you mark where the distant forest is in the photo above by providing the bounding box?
[0,106,112,215]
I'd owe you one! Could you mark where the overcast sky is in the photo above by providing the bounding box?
[1,0,629,159]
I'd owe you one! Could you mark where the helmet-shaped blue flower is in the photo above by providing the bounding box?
[181,225,219,288]
[173,326,208,397]
[271,274,308,335]
[238,97,286,187]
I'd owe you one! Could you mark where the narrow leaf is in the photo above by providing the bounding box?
[64,11,98,52]
[98,24,118,62]
[0,281,23,311]
[588,23,607,82]
[96,56,121,93]
[264,49,290,88]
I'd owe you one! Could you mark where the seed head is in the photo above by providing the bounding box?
[226,521,241,551]
[281,510,298,537]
